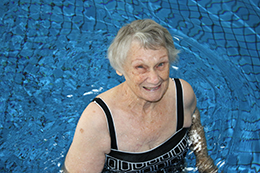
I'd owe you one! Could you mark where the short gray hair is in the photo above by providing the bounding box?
[108,19,179,74]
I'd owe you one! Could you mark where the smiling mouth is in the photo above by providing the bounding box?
[143,84,161,91]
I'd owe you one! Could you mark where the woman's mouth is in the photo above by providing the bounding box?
[143,84,161,91]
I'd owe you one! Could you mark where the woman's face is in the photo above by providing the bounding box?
[123,41,170,102]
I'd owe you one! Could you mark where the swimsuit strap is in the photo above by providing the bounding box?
[174,78,184,131]
[92,98,118,150]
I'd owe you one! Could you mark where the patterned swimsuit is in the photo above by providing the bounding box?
[93,78,189,172]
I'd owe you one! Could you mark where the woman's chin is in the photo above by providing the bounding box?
[141,85,168,102]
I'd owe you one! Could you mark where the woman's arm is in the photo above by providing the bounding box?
[63,102,111,173]
[180,79,218,172]
[189,108,218,173]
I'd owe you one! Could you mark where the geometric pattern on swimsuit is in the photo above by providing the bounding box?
[103,128,189,172]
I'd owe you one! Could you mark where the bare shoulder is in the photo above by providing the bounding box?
[75,101,111,151]
[64,101,111,172]
[75,102,110,153]
[178,79,197,127]
[179,79,196,107]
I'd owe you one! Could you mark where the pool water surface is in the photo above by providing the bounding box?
[0,0,259,172]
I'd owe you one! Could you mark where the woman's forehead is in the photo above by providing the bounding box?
[129,41,167,56]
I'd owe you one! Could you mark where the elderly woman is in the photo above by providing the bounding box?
[63,19,218,172]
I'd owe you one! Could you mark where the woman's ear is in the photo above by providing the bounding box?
[116,70,123,76]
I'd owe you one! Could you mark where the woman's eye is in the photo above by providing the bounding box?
[157,62,165,68]
[135,65,146,73]
[158,63,164,67]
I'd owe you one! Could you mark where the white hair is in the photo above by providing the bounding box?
[108,19,180,74]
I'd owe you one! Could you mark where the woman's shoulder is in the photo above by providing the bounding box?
[179,78,195,95]
[79,85,122,133]
[171,78,195,98]
[172,78,197,117]
[79,100,109,132]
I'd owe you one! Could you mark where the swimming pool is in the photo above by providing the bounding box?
[0,0,259,172]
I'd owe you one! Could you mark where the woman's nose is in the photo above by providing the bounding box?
[147,70,160,84]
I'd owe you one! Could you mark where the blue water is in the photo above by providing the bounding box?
[0,0,259,172]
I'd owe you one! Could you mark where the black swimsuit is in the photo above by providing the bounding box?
[93,78,189,172]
